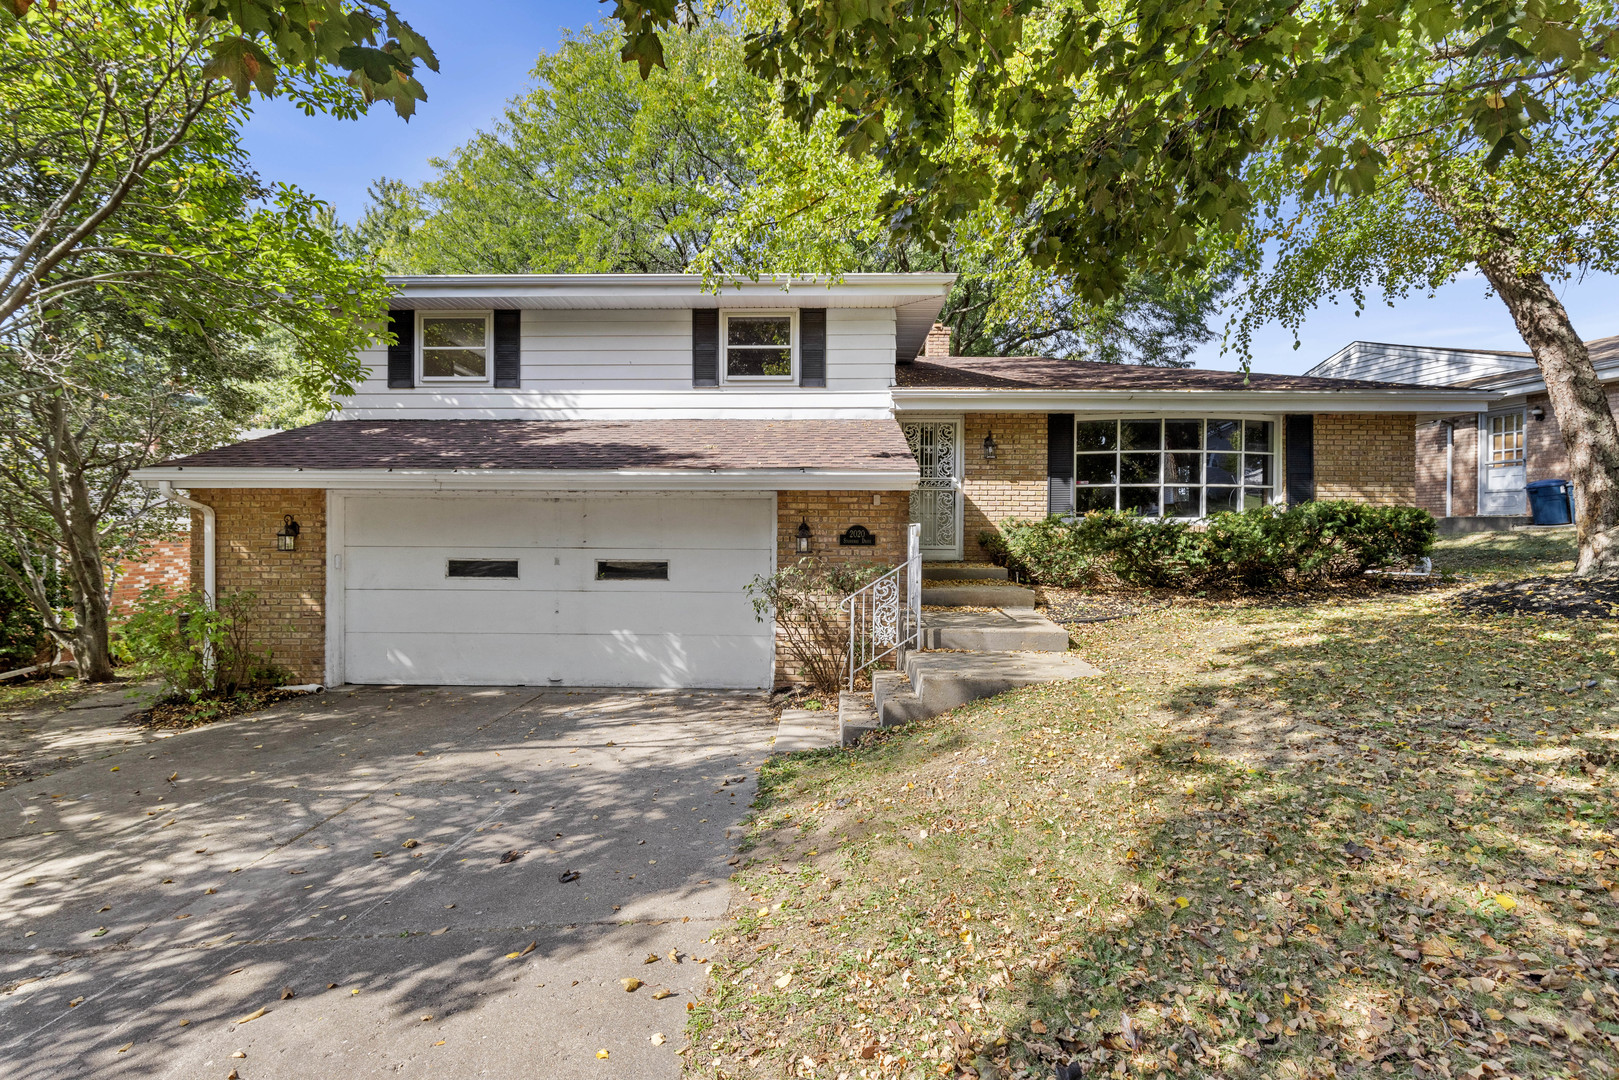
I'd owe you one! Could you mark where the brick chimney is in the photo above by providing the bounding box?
[922,322,953,358]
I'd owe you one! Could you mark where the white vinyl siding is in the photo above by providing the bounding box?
[336,492,775,688]
[344,308,897,419]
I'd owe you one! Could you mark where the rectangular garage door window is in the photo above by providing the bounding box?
[446,559,519,578]
[596,560,669,581]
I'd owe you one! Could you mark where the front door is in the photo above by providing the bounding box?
[1481,410,1527,515]
[903,419,963,560]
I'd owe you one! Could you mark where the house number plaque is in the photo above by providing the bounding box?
[838,525,877,546]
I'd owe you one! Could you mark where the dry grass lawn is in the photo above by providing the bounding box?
[686,528,1619,1080]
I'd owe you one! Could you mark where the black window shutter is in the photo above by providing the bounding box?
[692,309,719,387]
[1047,413,1075,515]
[1285,414,1315,506]
[799,308,826,387]
[387,309,414,388]
[493,309,521,388]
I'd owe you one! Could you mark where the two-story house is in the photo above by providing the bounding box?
[135,274,1495,690]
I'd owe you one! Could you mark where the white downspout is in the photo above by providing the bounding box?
[1443,422,1454,519]
[156,481,214,607]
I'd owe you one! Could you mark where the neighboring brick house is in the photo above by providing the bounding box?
[132,274,1495,689]
[1309,336,1619,528]
[108,536,191,614]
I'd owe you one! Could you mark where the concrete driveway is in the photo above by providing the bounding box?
[0,685,776,1079]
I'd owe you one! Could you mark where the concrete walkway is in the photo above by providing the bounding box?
[0,685,775,1079]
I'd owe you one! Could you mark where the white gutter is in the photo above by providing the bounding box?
[891,388,1503,414]
[156,481,213,606]
[137,467,921,493]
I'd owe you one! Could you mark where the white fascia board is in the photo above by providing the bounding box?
[386,273,955,309]
[890,388,1502,413]
[1470,359,1619,396]
[133,467,920,492]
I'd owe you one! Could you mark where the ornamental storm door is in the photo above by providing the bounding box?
[903,419,963,560]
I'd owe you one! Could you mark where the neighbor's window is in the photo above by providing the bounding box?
[447,558,518,578]
[596,560,669,581]
[1489,413,1525,465]
[420,312,490,380]
[723,312,794,380]
[1073,418,1275,518]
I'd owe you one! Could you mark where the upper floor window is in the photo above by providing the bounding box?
[420,312,490,381]
[723,311,795,381]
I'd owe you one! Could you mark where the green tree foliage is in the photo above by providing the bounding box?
[356,21,1227,364]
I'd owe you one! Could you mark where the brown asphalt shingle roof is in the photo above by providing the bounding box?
[1446,334,1619,388]
[894,356,1452,392]
[155,419,920,473]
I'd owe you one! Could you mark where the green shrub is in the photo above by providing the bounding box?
[746,558,889,694]
[986,501,1436,591]
[119,588,287,700]
[0,544,63,671]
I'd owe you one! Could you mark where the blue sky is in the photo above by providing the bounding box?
[240,1,1619,376]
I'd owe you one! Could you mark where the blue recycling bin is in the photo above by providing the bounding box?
[1526,478,1574,525]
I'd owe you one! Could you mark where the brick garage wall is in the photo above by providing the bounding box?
[1314,414,1417,505]
[109,536,191,614]
[773,490,909,688]
[187,489,325,683]
[1414,416,1479,518]
[961,412,1047,562]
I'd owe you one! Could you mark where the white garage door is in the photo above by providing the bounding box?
[340,493,775,688]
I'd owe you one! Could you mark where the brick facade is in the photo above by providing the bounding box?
[773,490,909,687]
[961,412,1048,562]
[1414,416,1479,518]
[109,536,191,614]
[1313,413,1417,505]
[187,488,326,684]
[1523,389,1619,484]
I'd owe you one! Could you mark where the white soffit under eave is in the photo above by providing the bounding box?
[889,389,1503,412]
[385,273,955,311]
[133,468,921,492]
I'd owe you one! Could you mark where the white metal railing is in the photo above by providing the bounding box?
[841,523,922,690]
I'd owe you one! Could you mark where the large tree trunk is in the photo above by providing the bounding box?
[1474,253,1619,574]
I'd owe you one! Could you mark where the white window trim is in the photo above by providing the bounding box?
[720,309,798,384]
[418,310,492,384]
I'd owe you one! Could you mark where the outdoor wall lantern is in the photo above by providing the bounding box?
[982,431,998,460]
[796,520,813,554]
[276,514,301,552]
[1531,406,1546,421]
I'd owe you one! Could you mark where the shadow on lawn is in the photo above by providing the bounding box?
[1010,597,1618,1079]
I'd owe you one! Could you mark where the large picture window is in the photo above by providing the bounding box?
[722,312,795,380]
[419,312,490,381]
[1073,418,1276,518]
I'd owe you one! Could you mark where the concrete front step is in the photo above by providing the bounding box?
[774,707,841,752]
[920,607,1070,652]
[921,564,1008,581]
[838,691,879,745]
[920,583,1038,607]
[872,671,931,729]
[904,650,1098,716]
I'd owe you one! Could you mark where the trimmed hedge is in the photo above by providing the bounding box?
[981,502,1436,590]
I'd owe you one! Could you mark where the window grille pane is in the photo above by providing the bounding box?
[1244,453,1274,486]
[423,348,487,378]
[1206,486,1242,514]
[1165,420,1202,450]
[1244,420,1273,452]
[1075,420,1118,452]
[1119,486,1161,515]
[447,559,518,578]
[726,316,790,346]
[1166,452,1201,484]
[1075,454,1118,485]
[1120,420,1162,450]
[1206,419,1242,451]
[1120,452,1161,484]
[1242,488,1270,510]
[1206,452,1241,486]
[422,317,485,347]
[1073,487,1117,512]
[1163,486,1200,517]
